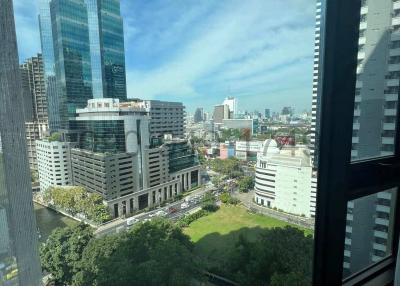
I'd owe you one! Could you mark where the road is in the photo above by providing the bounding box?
[95,183,216,237]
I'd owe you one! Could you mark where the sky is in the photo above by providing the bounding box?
[13,0,316,114]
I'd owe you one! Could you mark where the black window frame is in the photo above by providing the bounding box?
[313,0,400,285]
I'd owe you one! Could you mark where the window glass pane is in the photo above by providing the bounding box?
[343,189,396,279]
[351,1,399,161]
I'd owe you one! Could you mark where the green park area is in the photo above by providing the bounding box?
[184,204,313,276]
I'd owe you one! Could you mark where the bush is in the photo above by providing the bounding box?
[219,192,240,205]
[176,210,210,228]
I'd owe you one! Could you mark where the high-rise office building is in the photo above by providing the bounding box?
[85,0,127,100]
[40,0,127,131]
[0,1,42,284]
[223,96,237,118]
[310,0,398,277]
[309,0,324,221]
[194,107,204,123]
[20,54,49,170]
[264,108,271,119]
[20,54,48,122]
[342,0,399,276]
[50,0,93,130]
[213,104,230,124]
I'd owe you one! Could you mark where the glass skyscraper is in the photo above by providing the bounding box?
[0,1,42,285]
[50,0,93,130]
[85,0,127,101]
[39,0,61,131]
[39,0,127,132]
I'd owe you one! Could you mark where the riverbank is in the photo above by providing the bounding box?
[34,203,78,242]
[33,198,97,227]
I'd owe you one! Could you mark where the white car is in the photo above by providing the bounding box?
[155,210,167,217]
[126,217,139,226]
[148,213,156,218]
[181,202,189,209]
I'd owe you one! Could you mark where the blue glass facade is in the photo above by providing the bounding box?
[50,0,93,130]
[85,0,103,99]
[40,0,127,131]
[85,0,127,101]
[166,142,199,173]
[70,120,126,153]
[39,0,61,130]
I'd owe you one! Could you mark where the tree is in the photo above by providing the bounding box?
[74,219,201,286]
[226,226,313,286]
[40,224,94,286]
[238,176,255,193]
[201,192,218,212]
[45,187,111,223]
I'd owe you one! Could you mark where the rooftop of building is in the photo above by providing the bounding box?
[76,98,148,115]
[258,139,311,167]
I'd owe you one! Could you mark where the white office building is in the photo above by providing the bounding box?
[36,139,72,191]
[254,140,313,217]
[223,96,237,118]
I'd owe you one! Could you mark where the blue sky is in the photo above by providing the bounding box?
[13,0,315,113]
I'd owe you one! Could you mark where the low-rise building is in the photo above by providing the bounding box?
[254,139,314,217]
[235,140,263,161]
[36,139,72,191]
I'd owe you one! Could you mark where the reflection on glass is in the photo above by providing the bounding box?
[351,1,399,161]
[343,189,396,278]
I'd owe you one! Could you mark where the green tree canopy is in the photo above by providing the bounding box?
[238,176,255,193]
[78,219,200,286]
[40,223,94,286]
[227,226,313,286]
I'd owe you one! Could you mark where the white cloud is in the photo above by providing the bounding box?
[125,0,315,112]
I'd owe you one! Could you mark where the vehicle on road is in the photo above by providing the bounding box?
[181,202,189,209]
[148,213,156,218]
[155,210,167,217]
[126,217,139,226]
[168,207,178,213]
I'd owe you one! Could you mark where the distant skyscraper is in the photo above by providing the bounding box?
[194,107,204,123]
[20,54,48,122]
[213,104,230,124]
[0,1,42,284]
[223,96,237,118]
[20,54,49,170]
[264,108,270,119]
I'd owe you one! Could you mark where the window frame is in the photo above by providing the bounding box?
[313,0,400,285]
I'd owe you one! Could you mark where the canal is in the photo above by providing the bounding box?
[34,203,78,242]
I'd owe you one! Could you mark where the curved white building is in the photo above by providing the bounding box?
[255,140,314,217]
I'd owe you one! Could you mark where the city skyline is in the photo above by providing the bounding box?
[13,0,315,113]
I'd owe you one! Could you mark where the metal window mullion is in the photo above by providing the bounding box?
[313,0,361,285]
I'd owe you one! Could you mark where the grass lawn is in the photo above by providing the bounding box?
[184,204,313,269]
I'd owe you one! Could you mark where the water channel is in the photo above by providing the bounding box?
[34,203,78,242]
